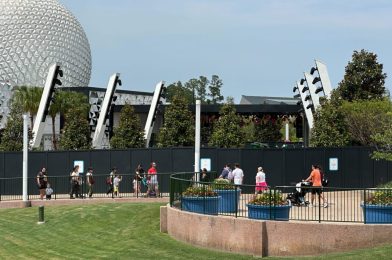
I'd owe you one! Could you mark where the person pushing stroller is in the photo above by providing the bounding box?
[304,165,328,208]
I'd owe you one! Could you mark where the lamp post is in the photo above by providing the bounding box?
[194,100,201,182]
[22,114,31,207]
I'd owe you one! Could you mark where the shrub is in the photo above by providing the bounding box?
[248,190,287,206]
[366,181,392,205]
[211,178,235,190]
[182,186,218,197]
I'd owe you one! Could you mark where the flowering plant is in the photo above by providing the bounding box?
[211,178,236,190]
[366,181,392,205]
[182,186,218,197]
[248,190,288,206]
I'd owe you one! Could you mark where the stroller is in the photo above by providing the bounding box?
[286,181,312,206]
[142,175,157,197]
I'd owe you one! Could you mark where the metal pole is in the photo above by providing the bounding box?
[38,205,45,224]
[194,100,201,182]
[22,114,28,202]
[285,122,289,142]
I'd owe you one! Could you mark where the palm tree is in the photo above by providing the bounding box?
[48,91,69,150]
[48,90,90,150]
[12,86,43,127]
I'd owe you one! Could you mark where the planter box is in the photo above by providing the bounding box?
[181,196,220,215]
[247,204,291,221]
[215,189,241,213]
[361,204,392,224]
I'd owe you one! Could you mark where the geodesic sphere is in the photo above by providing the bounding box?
[0,0,91,88]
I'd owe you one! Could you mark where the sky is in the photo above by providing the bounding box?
[61,0,392,103]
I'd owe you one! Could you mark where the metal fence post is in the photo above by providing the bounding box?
[170,177,173,206]
[235,185,238,218]
[363,188,367,224]
[318,191,321,223]
[269,188,273,220]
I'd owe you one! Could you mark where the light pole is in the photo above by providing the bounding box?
[194,100,201,182]
[22,114,31,207]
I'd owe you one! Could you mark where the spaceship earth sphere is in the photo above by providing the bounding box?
[0,0,92,88]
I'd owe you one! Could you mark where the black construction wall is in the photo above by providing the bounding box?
[0,147,391,191]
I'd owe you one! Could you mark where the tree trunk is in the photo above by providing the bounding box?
[30,115,34,129]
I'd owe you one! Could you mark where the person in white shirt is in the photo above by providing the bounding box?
[86,167,94,198]
[113,175,122,197]
[255,167,268,194]
[69,165,80,199]
[232,163,244,185]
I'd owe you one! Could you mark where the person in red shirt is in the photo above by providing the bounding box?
[147,162,159,197]
[305,165,328,208]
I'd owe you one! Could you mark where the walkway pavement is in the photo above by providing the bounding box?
[0,196,169,209]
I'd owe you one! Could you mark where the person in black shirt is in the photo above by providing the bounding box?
[36,167,48,200]
[200,168,210,183]
[133,164,144,195]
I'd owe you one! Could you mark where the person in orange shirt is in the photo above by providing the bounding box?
[305,165,328,208]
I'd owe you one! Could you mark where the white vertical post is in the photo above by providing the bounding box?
[296,81,314,129]
[23,114,28,202]
[194,100,201,182]
[285,122,289,141]
[315,60,333,99]
[144,81,165,148]
[92,73,120,149]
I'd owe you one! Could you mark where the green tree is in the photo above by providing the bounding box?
[49,90,89,150]
[0,102,32,151]
[208,75,224,104]
[209,101,244,148]
[158,95,194,147]
[184,78,199,104]
[196,76,208,103]
[337,49,387,101]
[110,104,145,148]
[12,86,43,127]
[310,101,351,147]
[59,106,91,150]
[167,75,225,104]
[241,116,256,143]
[341,99,392,146]
[372,111,392,161]
[254,115,283,142]
[165,81,193,103]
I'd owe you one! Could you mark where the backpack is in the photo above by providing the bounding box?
[89,175,95,185]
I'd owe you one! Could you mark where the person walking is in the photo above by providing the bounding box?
[133,164,144,196]
[113,174,122,197]
[255,167,268,193]
[232,163,244,185]
[36,167,48,200]
[106,167,116,195]
[45,183,53,200]
[304,164,328,208]
[69,165,80,199]
[219,163,231,180]
[86,167,95,198]
[147,162,159,197]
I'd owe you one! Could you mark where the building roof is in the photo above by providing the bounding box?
[240,95,299,105]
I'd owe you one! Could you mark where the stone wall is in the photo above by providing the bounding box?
[161,205,392,257]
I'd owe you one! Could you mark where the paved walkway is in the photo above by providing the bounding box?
[1,190,366,223]
[0,196,169,209]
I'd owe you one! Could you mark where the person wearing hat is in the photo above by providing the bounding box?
[255,167,268,194]
[147,162,159,197]
[86,167,95,198]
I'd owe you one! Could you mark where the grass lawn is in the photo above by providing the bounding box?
[0,203,391,259]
